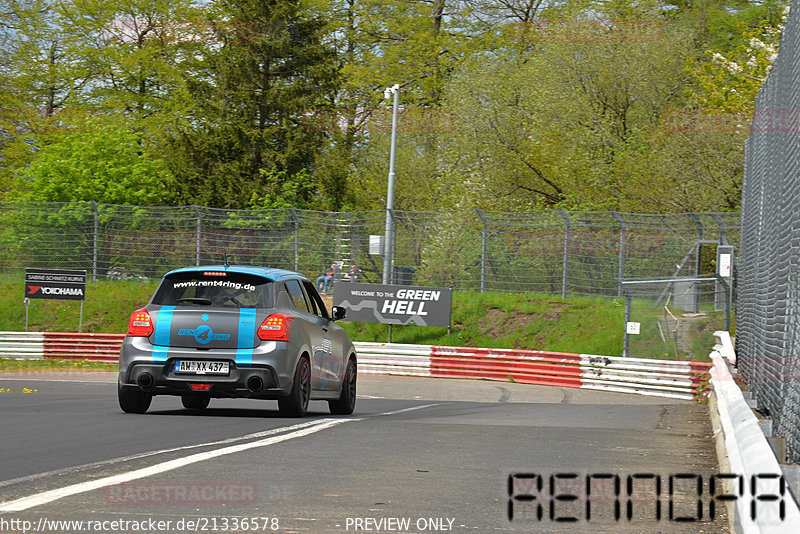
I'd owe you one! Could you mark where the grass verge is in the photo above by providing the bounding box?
[0,359,117,372]
[1,277,721,364]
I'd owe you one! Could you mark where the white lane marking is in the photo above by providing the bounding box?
[0,419,326,489]
[0,418,354,512]
[0,404,441,512]
[375,403,441,416]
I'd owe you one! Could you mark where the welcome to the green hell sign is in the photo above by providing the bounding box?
[333,282,452,328]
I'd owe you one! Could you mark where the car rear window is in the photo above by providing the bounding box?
[151,271,273,308]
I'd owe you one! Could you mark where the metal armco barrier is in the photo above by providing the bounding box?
[0,332,45,359]
[356,342,711,400]
[0,333,711,399]
[0,331,124,363]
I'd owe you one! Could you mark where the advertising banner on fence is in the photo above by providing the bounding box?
[25,268,87,301]
[333,282,452,327]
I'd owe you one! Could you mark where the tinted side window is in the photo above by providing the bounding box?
[302,280,329,319]
[285,280,309,313]
[275,285,293,309]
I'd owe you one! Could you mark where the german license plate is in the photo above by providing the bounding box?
[174,360,229,375]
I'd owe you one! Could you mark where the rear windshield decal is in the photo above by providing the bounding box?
[172,280,256,291]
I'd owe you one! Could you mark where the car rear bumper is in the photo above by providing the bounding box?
[118,337,298,399]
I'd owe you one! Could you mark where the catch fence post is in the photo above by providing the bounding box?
[290,208,300,272]
[92,201,98,282]
[612,212,626,297]
[624,289,632,358]
[558,209,571,299]
[194,205,201,266]
[476,209,487,292]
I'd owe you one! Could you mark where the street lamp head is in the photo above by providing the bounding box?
[384,84,400,100]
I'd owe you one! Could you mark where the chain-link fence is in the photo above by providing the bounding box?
[622,278,731,361]
[0,202,738,296]
[736,6,800,463]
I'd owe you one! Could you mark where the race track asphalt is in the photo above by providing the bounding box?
[0,373,728,533]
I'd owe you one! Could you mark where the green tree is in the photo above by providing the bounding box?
[14,122,174,205]
[441,0,701,211]
[688,3,789,112]
[166,0,339,209]
[0,0,200,197]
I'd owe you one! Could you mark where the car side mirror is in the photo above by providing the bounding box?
[331,306,347,321]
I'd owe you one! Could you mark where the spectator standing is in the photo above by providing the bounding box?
[316,262,340,293]
[342,264,361,283]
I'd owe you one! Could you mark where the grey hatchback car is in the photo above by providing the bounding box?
[118,266,357,417]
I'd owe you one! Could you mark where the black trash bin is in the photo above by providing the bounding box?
[393,265,415,285]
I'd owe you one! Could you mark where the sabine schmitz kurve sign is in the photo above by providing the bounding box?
[25,268,87,301]
[332,282,452,327]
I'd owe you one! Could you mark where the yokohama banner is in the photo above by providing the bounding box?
[25,268,87,301]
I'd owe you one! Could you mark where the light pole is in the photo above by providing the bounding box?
[382,84,400,285]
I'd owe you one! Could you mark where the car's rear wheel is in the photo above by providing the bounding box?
[329,358,357,415]
[118,380,152,414]
[279,356,310,417]
[181,395,210,410]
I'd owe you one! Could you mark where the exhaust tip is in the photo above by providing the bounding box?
[137,372,154,389]
[247,376,263,392]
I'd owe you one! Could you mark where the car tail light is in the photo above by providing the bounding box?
[126,309,153,337]
[258,314,294,341]
[190,384,211,391]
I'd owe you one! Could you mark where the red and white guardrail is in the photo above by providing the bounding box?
[357,342,711,400]
[0,332,711,400]
[0,331,124,363]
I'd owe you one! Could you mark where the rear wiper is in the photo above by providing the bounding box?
[176,297,212,305]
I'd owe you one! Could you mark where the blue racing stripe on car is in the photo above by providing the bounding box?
[151,306,176,362]
[236,308,257,365]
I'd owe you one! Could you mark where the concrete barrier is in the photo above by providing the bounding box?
[710,331,800,533]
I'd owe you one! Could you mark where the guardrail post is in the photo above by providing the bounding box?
[476,209,487,292]
[289,208,300,272]
[92,201,98,282]
[558,209,570,299]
